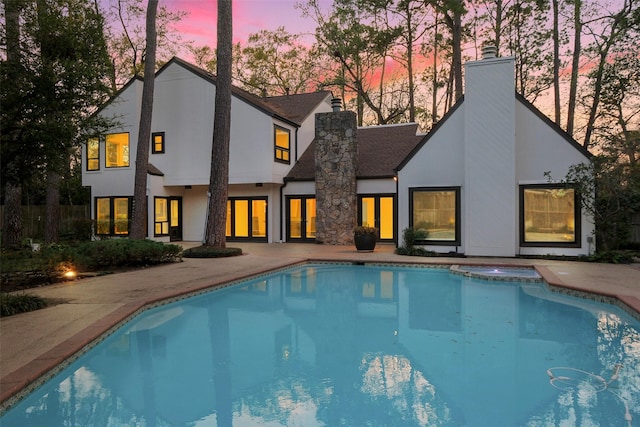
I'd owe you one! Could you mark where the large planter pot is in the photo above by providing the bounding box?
[354,233,377,252]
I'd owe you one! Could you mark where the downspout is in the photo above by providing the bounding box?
[202,191,211,244]
[279,179,289,242]
[394,172,399,248]
[294,128,299,162]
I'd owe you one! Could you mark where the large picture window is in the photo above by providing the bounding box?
[95,197,132,235]
[105,133,130,168]
[520,184,579,246]
[274,126,290,164]
[87,137,100,171]
[409,187,460,245]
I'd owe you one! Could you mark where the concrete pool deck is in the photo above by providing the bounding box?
[1,242,640,409]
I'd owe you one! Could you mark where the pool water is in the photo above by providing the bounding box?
[1,264,639,426]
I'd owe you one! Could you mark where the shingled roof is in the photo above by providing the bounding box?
[286,122,423,181]
[262,92,332,126]
[161,58,331,128]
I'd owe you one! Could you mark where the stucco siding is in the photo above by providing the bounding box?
[83,80,142,196]
[357,179,396,195]
[515,101,594,256]
[397,108,465,246]
[515,101,590,182]
[150,65,214,186]
[464,57,517,257]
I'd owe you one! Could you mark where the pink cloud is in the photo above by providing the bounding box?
[165,0,322,48]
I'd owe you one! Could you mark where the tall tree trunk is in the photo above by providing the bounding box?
[403,2,416,122]
[582,6,629,150]
[37,0,64,245]
[432,10,439,125]
[2,0,23,249]
[552,0,561,125]
[130,0,159,239]
[494,0,503,55]
[45,170,60,244]
[204,0,233,248]
[566,0,581,136]
[3,184,22,249]
[450,8,464,101]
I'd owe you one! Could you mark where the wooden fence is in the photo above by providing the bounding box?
[632,213,640,245]
[0,205,90,240]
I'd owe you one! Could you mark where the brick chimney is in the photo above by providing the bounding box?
[314,101,358,245]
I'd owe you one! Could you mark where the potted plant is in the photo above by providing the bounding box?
[353,226,378,252]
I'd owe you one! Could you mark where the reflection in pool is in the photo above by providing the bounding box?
[1,264,638,426]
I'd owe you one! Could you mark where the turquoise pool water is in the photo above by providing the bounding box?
[1,264,638,426]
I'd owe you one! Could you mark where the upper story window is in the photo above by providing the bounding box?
[87,137,100,171]
[105,132,130,168]
[274,126,290,164]
[152,132,165,154]
[520,184,580,247]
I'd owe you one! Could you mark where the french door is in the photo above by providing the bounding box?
[226,197,268,241]
[287,196,316,242]
[358,195,396,242]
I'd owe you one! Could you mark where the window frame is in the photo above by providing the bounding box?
[105,132,130,168]
[154,196,169,236]
[87,137,100,171]
[226,197,268,242]
[408,186,461,246]
[94,196,133,236]
[274,125,291,164]
[152,132,165,154]
[519,183,581,247]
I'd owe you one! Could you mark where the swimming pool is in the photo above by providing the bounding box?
[1,264,638,426]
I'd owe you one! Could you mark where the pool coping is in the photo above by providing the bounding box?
[1,259,639,414]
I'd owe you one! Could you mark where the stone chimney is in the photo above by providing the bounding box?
[314,109,358,245]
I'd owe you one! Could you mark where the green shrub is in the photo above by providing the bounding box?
[1,293,48,317]
[587,250,635,264]
[74,239,183,270]
[401,227,428,249]
[182,246,243,258]
[395,246,437,257]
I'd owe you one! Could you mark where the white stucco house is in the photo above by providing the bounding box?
[396,50,594,256]
[83,57,333,243]
[83,52,593,257]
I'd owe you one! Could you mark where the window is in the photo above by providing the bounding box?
[87,137,100,171]
[95,197,132,235]
[105,133,129,168]
[226,197,268,241]
[155,197,169,236]
[274,126,290,164]
[409,187,460,245]
[152,132,165,154]
[520,184,579,246]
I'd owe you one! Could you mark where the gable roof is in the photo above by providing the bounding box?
[263,91,332,126]
[286,123,423,181]
[396,93,592,172]
[159,57,330,128]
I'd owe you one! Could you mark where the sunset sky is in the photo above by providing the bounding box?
[167,0,328,49]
